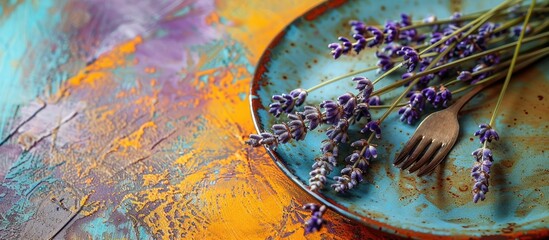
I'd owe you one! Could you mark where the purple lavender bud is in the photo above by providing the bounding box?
[350,139,368,147]
[328,37,352,59]
[338,92,353,105]
[338,37,352,53]
[350,20,367,35]
[321,139,338,156]
[290,88,308,106]
[352,76,374,99]
[269,89,308,117]
[364,145,378,159]
[375,52,394,73]
[338,93,357,118]
[245,132,278,150]
[361,120,382,139]
[511,25,531,37]
[272,123,292,143]
[402,72,414,80]
[382,43,402,57]
[400,13,412,26]
[368,96,381,106]
[398,104,420,124]
[288,113,307,141]
[367,26,385,47]
[302,106,322,130]
[332,175,354,193]
[303,204,326,234]
[430,32,443,45]
[457,71,473,81]
[422,87,436,103]
[328,43,343,59]
[352,34,367,54]
[326,119,350,143]
[354,103,371,122]
[320,100,344,125]
[409,91,425,112]
[434,86,452,108]
[383,22,399,44]
[396,46,420,72]
[474,124,499,143]
[451,12,462,21]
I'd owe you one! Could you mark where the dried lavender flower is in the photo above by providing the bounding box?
[350,20,366,35]
[398,104,420,124]
[396,46,420,72]
[474,124,499,144]
[269,88,308,117]
[434,86,452,108]
[376,52,394,73]
[320,100,344,125]
[302,105,323,130]
[245,132,278,150]
[471,148,493,203]
[367,26,384,47]
[326,119,350,143]
[361,120,381,139]
[303,203,327,234]
[328,37,352,59]
[272,123,292,144]
[457,71,473,81]
[352,76,374,99]
[309,140,338,191]
[288,113,307,141]
[368,96,381,106]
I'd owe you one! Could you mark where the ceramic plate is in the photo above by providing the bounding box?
[250,0,549,238]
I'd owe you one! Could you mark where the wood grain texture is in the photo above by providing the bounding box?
[0,0,396,239]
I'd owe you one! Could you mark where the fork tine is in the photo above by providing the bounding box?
[417,144,451,177]
[408,141,442,173]
[394,135,422,165]
[398,138,431,170]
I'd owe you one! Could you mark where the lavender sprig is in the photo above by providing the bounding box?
[309,140,338,191]
[303,203,327,234]
[471,147,494,203]
[269,88,308,117]
[331,139,377,193]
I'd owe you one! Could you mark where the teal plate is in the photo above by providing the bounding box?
[250,0,549,238]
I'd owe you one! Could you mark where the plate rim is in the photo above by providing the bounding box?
[248,0,549,238]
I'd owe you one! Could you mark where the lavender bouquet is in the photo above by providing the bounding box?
[246,0,547,233]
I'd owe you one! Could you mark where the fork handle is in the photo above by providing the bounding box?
[447,84,490,113]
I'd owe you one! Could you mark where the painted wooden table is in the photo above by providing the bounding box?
[0,1,396,239]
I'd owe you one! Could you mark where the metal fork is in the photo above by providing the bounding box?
[394,84,488,176]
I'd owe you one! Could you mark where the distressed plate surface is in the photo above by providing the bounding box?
[251,0,549,238]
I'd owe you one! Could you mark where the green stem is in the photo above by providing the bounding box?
[446,46,549,87]
[306,66,378,92]
[488,0,535,127]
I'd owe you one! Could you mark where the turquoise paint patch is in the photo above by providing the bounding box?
[0,0,71,139]
[199,74,209,84]
[172,5,191,18]
[238,92,246,101]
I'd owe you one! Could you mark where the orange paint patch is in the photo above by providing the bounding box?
[217,0,324,61]
[115,121,157,150]
[62,36,142,91]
